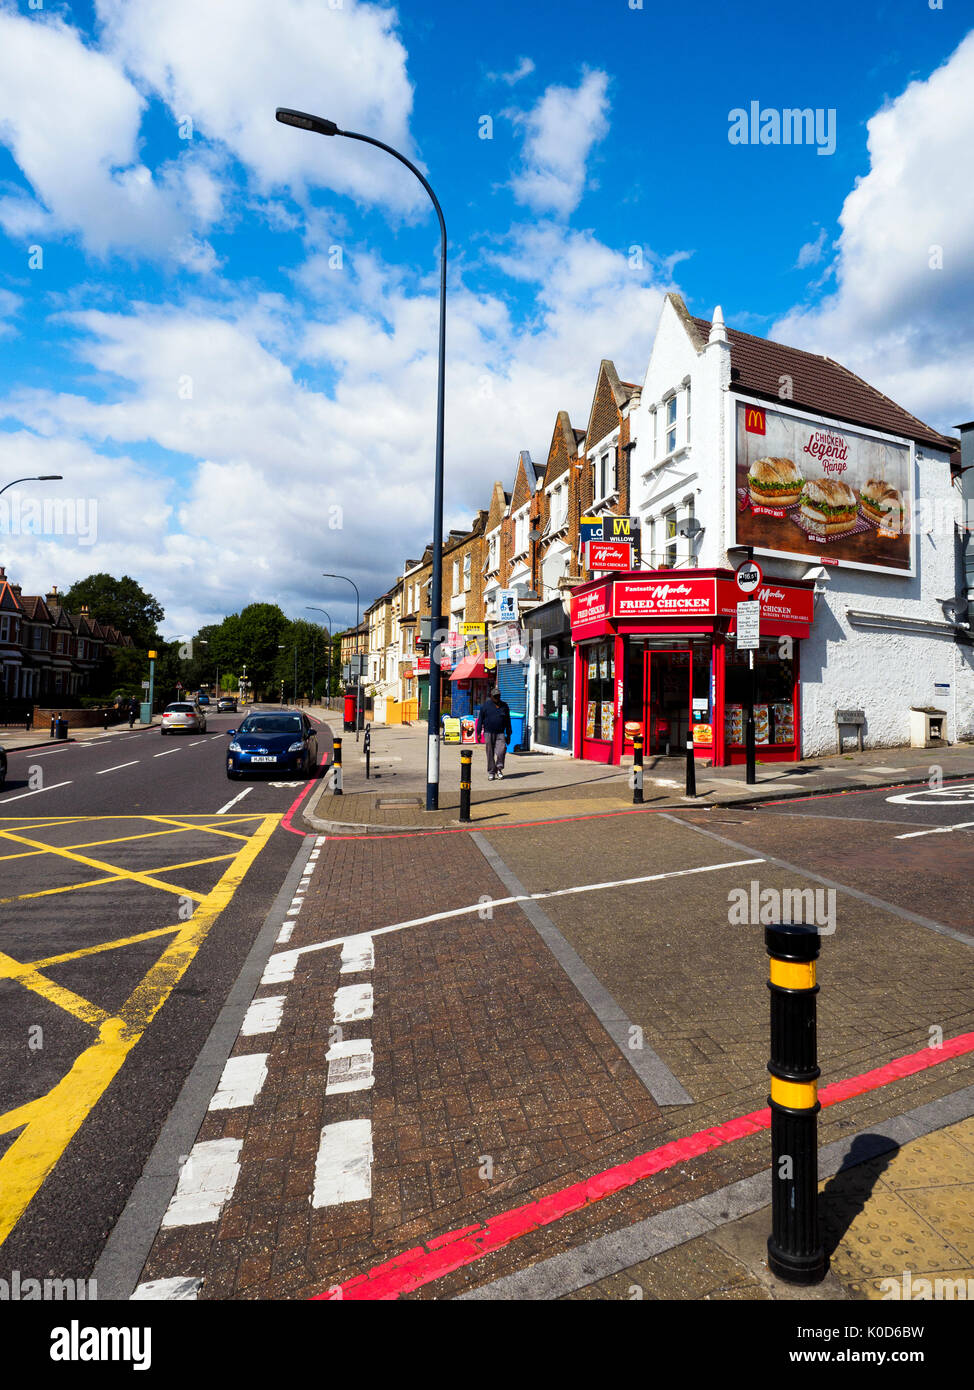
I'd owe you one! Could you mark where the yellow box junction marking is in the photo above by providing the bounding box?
[0,812,279,1248]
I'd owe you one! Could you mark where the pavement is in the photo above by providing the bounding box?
[306,719,974,829]
[114,770,974,1305]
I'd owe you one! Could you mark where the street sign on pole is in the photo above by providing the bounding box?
[736,600,761,650]
[736,560,763,595]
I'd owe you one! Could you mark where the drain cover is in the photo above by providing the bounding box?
[376,797,422,808]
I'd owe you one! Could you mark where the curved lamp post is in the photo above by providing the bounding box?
[322,571,363,741]
[306,606,335,708]
[276,107,446,807]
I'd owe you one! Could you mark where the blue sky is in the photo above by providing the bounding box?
[0,0,971,636]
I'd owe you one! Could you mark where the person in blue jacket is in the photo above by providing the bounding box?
[476,687,513,780]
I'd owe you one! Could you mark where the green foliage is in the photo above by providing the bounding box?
[62,573,164,649]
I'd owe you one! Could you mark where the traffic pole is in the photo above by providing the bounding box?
[766,923,826,1285]
[632,734,644,805]
[459,748,472,823]
[745,649,757,784]
[332,737,343,796]
[364,723,371,780]
[685,737,696,798]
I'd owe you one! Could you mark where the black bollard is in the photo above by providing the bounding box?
[685,737,696,798]
[632,734,644,805]
[332,737,343,796]
[364,724,371,780]
[766,923,826,1285]
[459,749,472,823]
[50,715,56,739]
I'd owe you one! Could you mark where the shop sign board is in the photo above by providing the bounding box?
[497,589,518,621]
[613,576,717,617]
[571,584,611,629]
[461,621,485,636]
[587,540,633,572]
[734,398,915,575]
[736,600,761,650]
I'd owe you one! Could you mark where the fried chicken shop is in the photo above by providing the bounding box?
[570,569,815,766]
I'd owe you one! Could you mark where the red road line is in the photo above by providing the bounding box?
[736,775,974,811]
[312,1030,974,1301]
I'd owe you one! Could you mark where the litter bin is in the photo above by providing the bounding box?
[55,717,68,740]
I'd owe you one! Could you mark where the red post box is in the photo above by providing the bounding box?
[344,691,357,731]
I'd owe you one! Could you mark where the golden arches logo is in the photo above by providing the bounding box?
[745,407,766,434]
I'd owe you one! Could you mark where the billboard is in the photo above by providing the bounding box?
[734,400,915,574]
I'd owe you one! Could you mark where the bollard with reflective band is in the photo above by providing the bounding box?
[332,737,343,796]
[459,749,472,823]
[766,923,826,1285]
[685,738,696,798]
[632,735,644,805]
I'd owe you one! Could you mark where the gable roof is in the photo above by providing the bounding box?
[687,310,957,454]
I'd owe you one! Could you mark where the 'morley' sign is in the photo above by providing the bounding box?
[571,584,611,627]
[614,576,717,617]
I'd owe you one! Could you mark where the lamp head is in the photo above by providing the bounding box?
[276,108,339,137]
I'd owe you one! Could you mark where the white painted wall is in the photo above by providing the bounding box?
[628,298,971,755]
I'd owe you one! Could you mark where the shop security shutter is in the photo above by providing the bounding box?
[497,662,527,715]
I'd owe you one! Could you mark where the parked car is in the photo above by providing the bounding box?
[161,702,207,734]
[217,697,237,712]
[226,711,318,779]
[0,743,6,789]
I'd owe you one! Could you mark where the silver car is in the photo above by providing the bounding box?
[160,701,207,735]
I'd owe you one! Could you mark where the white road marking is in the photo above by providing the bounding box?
[0,781,72,803]
[161,1138,242,1226]
[241,995,285,1035]
[216,787,252,814]
[312,1119,373,1207]
[261,858,766,981]
[340,936,374,974]
[276,922,295,944]
[334,982,373,1023]
[154,748,179,758]
[895,821,974,840]
[325,1038,374,1095]
[188,740,206,746]
[131,1277,202,1300]
[96,761,140,775]
[209,1053,269,1110]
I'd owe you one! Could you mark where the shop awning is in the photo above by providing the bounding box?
[450,652,487,681]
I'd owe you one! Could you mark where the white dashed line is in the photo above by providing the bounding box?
[216,787,252,814]
[161,1139,242,1227]
[333,983,373,1023]
[0,781,72,803]
[209,1054,269,1110]
[895,821,974,840]
[153,749,179,758]
[131,1277,202,1300]
[340,936,374,974]
[276,922,295,944]
[312,1119,373,1207]
[96,761,140,775]
[241,995,285,1035]
[325,1038,374,1094]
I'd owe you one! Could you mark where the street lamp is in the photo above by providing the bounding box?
[0,475,63,498]
[306,606,335,708]
[322,572,362,742]
[277,107,447,807]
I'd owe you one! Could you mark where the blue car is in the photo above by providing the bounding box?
[226,710,319,780]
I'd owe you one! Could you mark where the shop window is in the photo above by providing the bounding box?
[584,640,615,742]
[724,639,797,746]
[666,396,677,453]
[463,553,471,591]
[664,509,678,567]
[535,638,572,749]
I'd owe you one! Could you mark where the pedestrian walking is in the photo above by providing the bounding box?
[475,687,512,780]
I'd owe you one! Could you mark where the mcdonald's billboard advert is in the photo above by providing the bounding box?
[734,399,915,575]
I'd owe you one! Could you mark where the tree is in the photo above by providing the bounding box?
[62,574,164,649]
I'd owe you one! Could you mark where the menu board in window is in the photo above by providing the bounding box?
[600,702,614,743]
[586,701,597,739]
[725,703,744,745]
[772,702,795,743]
[754,704,770,745]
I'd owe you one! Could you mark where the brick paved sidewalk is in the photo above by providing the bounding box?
[130,808,974,1301]
[309,724,974,829]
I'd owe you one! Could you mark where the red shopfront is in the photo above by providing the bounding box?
[570,569,815,767]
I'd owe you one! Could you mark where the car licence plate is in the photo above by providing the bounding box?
[250,755,276,763]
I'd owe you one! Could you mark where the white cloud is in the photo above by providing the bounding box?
[0,287,21,337]
[795,228,827,269]
[508,70,610,217]
[775,31,974,431]
[0,215,671,634]
[0,8,223,264]
[95,0,423,212]
[489,56,535,85]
